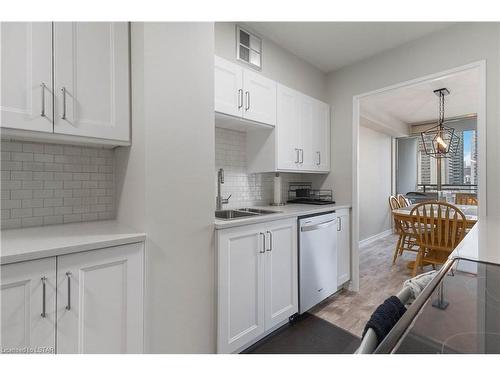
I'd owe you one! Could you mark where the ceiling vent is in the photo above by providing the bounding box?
[236,25,262,70]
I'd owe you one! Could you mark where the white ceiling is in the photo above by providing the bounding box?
[245,22,453,73]
[360,68,479,126]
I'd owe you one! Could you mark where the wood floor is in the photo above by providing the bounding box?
[311,234,419,337]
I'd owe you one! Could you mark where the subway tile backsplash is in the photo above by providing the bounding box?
[215,127,310,208]
[1,140,115,229]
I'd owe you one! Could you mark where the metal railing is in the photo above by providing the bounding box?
[417,184,477,193]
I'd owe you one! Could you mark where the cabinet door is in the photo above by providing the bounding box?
[1,258,56,353]
[217,225,266,353]
[299,95,315,170]
[53,22,130,141]
[214,56,243,118]
[0,22,53,132]
[276,84,300,170]
[314,101,330,171]
[243,69,276,126]
[56,243,144,353]
[337,209,351,286]
[264,219,298,329]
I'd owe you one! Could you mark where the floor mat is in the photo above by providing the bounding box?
[243,313,361,354]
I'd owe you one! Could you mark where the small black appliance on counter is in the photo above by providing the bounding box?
[287,182,335,205]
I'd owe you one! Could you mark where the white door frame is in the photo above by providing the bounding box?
[351,60,487,292]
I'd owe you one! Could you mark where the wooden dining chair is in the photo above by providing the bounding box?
[389,196,419,264]
[389,196,400,210]
[409,202,467,276]
[397,194,410,207]
[455,193,478,206]
[389,196,401,235]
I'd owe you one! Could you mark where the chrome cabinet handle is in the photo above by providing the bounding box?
[41,276,47,318]
[317,151,321,166]
[65,272,71,310]
[300,149,304,164]
[337,217,342,231]
[245,91,250,111]
[61,87,67,120]
[259,232,266,253]
[266,231,273,252]
[295,148,300,164]
[40,83,46,117]
[238,89,243,109]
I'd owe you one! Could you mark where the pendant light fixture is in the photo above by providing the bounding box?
[420,88,460,198]
[420,88,460,158]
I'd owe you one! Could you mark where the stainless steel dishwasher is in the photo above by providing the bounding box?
[299,212,338,314]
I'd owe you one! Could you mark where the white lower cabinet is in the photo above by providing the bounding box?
[336,209,351,286]
[56,243,144,353]
[264,220,299,329]
[0,242,144,354]
[0,258,57,353]
[217,218,297,353]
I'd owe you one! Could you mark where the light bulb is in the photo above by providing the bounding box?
[435,136,448,151]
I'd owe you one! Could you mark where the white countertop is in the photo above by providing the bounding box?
[214,203,350,229]
[1,220,146,265]
[451,216,500,265]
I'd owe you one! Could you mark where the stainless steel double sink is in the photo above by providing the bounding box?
[215,208,281,220]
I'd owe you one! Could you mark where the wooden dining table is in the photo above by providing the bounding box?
[392,203,478,229]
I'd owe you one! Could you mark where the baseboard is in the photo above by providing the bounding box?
[359,228,393,247]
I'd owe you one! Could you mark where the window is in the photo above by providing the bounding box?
[236,26,262,70]
[417,129,477,192]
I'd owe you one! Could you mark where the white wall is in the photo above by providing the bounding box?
[396,137,418,195]
[215,22,327,102]
[325,23,500,216]
[115,22,216,353]
[359,126,392,241]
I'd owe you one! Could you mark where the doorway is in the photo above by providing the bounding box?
[351,61,486,292]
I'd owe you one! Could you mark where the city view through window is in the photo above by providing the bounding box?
[417,129,477,192]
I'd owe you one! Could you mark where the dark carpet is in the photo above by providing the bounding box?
[243,313,361,354]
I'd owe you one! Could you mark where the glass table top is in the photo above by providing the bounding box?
[395,258,500,354]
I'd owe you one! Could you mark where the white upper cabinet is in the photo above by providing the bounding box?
[242,69,276,125]
[299,94,315,170]
[276,85,301,170]
[56,243,144,354]
[253,83,330,173]
[0,22,130,145]
[215,56,243,118]
[0,22,53,133]
[311,99,330,172]
[214,56,330,174]
[53,22,130,142]
[1,257,56,353]
[214,56,276,127]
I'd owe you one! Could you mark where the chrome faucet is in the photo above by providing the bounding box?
[216,168,231,211]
